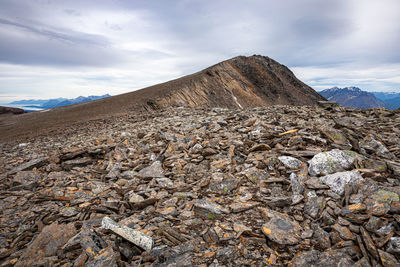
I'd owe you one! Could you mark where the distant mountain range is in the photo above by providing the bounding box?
[318,87,400,110]
[10,94,111,109]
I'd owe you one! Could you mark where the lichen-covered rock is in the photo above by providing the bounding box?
[319,170,364,195]
[261,209,302,245]
[194,199,229,220]
[359,135,392,158]
[85,246,117,267]
[364,189,399,216]
[278,156,302,169]
[320,126,352,149]
[308,149,362,176]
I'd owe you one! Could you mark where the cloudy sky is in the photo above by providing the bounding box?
[0,0,399,102]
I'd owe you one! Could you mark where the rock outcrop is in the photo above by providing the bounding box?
[0,106,25,115]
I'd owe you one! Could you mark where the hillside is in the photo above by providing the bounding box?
[0,55,324,142]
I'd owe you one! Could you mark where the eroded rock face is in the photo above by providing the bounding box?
[1,105,400,266]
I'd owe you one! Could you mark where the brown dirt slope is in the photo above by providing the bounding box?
[0,55,324,142]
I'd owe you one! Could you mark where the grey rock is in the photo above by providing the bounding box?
[62,224,107,257]
[137,161,164,178]
[305,177,330,189]
[12,171,40,185]
[194,199,229,220]
[278,156,302,169]
[156,177,173,188]
[289,173,302,193]
[377,249,398,267]
[153,239,198,267]
[62,157,92,170]
[319,170,364,195]
[261,208,302,245]
[208,178,239,194]
[359,135,391,158]
[311,224,331,250]
[289,249,354,266]
[216,246,235,260]
[8,157,48,175]
[102,217,153,251]
[308,149,362,176]
[387,237,400,255]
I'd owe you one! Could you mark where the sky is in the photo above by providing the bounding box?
[0,0,399,103]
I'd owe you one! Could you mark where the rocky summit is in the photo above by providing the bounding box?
[1,103,400,266]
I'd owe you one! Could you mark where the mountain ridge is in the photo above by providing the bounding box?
[319,87,397,109]
[9,94,111,110]
[0,55,325,142]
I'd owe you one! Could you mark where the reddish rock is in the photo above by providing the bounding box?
[15,223,77,267]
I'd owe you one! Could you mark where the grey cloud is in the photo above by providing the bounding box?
[0,0,399,100]
[0,18,110,47]
[64,9,81,16]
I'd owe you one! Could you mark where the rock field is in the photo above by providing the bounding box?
[1,103,400,266]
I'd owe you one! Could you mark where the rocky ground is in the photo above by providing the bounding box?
[1,103,400,266]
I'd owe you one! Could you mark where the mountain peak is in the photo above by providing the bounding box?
[319,86,392,109]
[1,55,324,141]
[346,86,361,92]
[325,86,361,92]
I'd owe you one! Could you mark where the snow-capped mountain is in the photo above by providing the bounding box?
[318,87,397,109]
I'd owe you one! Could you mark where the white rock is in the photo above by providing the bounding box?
[319,170,364,196]
[18,143,29,148]
[102,217,153,251]
[278,156,302,169]
[137,161,164,178]
[308,149,362,176]
[120,132,131,138]
[156,177,173,188]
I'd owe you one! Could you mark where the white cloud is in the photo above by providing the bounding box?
[0,0,399,102]
[292,63,400,91]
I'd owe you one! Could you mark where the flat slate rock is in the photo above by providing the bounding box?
[8,157,48,175]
